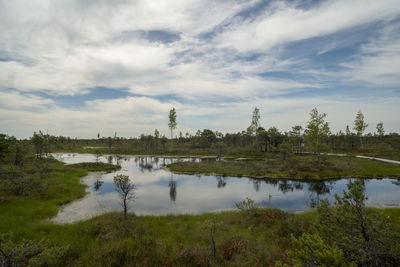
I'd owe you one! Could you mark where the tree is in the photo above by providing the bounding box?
[106,136,113,150]
[305,108,330,163]
[113,174,137,219]
[376,122,384,137]
[31,131,45,159]
[267,127,283,150]
[290,181,400,266]
[0,134,10,163]
[289,125,303,153]
[316,180,400,265]
[168,108,177,139]
[248,107,260,135]
[200,129,217,148]
[154,129,160,139]
[213,141,227,158]
[353,110,368,149]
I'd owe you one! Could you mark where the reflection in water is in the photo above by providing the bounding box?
[169,174,177,202]
[278,180,294,194]
[217,176,226,188]
[308,181,333,207]
[253,180,260,192]
[93,179,104,191]
[392,180,400,186]
[50,153,400,224]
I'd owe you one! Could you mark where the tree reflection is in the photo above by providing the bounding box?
[391,180,400,186]
[169,173,177,202]
[253,180,261,192]
[307,180,334,208]
[93,179,104,191]
[308,181,333,195]
[154,157,159,168]
[278,180,295,194]
[216,176,226,188]
[138,157,153,172]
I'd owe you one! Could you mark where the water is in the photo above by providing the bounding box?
[51,153,400,224]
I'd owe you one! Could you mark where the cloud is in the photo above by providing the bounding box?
[0,0,399,138]
[0,90,54,110]
[340,22,400,86]
[215,0,400,52]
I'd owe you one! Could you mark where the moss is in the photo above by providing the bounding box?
[167,155,400,180]
[68,162,121,172]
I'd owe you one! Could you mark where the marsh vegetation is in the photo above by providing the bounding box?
[1,108,400,266]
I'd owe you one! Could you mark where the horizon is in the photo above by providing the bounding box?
[1,0,400,139]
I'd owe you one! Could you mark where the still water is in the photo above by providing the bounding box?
[51,153,400,224]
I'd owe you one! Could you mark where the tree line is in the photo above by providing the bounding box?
[0,107,399,160]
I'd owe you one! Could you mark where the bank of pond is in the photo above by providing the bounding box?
[47,153,400,223]
[0,153,400,266]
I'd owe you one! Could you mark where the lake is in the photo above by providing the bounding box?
[51,153,400,223]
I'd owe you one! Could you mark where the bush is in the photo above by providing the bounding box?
[0,233,67,266]
[288,180,400,266]
[289,233,352,266]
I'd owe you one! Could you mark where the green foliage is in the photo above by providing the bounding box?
[235,197,260,217]
[306,108,330,157]
[376,122,384,136]
[167,155,400,180]
[113,174,136,219]
[248,107,260,136]
[278,140,292,162]
[212,141,227,157]
[0,233,67,266]
[289,125,303,153]
[199,129,217,148]
[68,162,121,172]
[288,181,400,266]
[354,110,369,136]
[0,134,10,163]
[289,233,352,266]
[168,107,177,138]
[31,131,48,159]
[316,180,400,265]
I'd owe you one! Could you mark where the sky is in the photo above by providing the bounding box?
[1,0,400,139]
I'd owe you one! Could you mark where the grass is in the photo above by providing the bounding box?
[67,162,121,172]
[1,155,400,266]
[0,159,119,239]
[5,209,311,266]
[167,154,400,180]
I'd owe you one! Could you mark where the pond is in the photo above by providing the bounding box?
[51,153,400,224]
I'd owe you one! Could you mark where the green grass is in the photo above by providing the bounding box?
[0,159,119,238]
[67,162,121,172]
[1,155,400,266]
[11,209,311,266]
[167,155,400,180]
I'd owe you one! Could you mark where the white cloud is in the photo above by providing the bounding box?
[1,90,399,138]
[216,0,400,52]
[340,23,400,86]
[0,0,399,137]
[0,90,54,109]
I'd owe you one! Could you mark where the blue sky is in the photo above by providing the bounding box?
[0,0,399,138]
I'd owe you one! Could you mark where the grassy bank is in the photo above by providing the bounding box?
[1,156,400,266]
[67,162,121,172]
[0,158,120,237]
[30,209,312,266]
[2,204,399,266]
[168,154,400,179]
[0,156,312,265]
